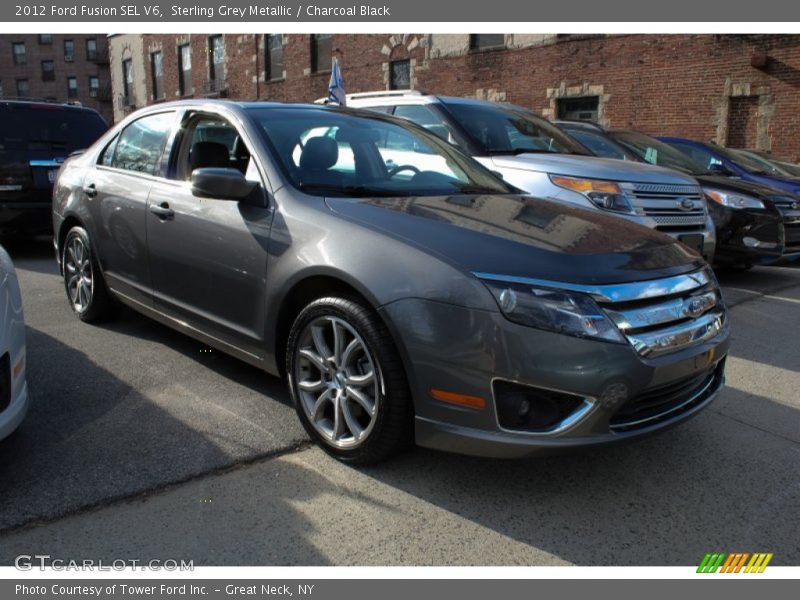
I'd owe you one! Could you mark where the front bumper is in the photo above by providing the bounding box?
[709,203,784,266]
[380,298,729,458]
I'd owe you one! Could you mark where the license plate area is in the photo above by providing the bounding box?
[678,233,705,256]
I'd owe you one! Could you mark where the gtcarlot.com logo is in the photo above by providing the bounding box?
[697,552,773,573]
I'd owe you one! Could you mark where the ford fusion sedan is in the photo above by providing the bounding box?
[558,121,800,267]
[53,100,729,463]
[342,91,716,261]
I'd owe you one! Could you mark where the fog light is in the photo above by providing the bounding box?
[493,380,589,433]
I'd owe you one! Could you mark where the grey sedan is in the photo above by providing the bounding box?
[52,101,729,463]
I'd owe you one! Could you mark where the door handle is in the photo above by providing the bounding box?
[83,183,97,198]
[149,202,175,220]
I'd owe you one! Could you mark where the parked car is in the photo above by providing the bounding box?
[0,99,107,236]
[53,100,729,463]
[557,121,800,267]
[342,91,716,261]
[659,137,800,196]
[0,244,28,441]
[733,149,800,178]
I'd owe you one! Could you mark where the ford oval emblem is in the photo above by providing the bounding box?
[678,198,695,211]
[792,201,799,210]
[685,297,706,318]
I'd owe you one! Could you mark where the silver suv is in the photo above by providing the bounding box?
[344,91,716,261]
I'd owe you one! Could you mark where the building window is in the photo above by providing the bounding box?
[16,79,29,97]
[178,44,192,96]
[41,60,55,82]
[64,39,75,62]
[389,60,410,90]
[86,38,98,60]
[470,34,505,51]
[39,35,53,45]
[89,76,100,98]
[265,34,284,81]
[122,59,134,105]
[151,51,164,100]
[12,42,26,65]
[311,34,332,73]
[209,35,225,82]
[67,77,78,99]
[557,96,600,122]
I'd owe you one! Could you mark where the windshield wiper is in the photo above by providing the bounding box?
[297,183,404,197]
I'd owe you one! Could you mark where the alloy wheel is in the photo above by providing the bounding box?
[64,236,94,313]
[294,315,381,449]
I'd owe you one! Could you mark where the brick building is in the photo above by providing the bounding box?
[109,34,800,160]
[0,34,113,122]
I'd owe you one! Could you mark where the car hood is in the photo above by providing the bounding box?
[488,154,700,185]
[695,175,794,203]
[325,194,704,285]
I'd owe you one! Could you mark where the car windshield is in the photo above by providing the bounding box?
[563,128,631,161]
[251,107,516,197]
[442,102,589,156]
[728,148,794,177]
[707,144,786,176]
[0,104,107,152]
[609,130,709,174]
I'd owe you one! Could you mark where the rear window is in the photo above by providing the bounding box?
[0,104,107,152]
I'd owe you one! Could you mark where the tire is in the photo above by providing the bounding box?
[286,296,413,464]
[61,225,116,323]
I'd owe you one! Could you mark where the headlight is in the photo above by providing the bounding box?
[482,280,625,343]
[549,175,634,214]
[704,188,765,209]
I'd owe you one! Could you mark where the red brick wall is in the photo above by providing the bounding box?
[727,96,759,148]
[135,34,800,161]
[0,34,113,122]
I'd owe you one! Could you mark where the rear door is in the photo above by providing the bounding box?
[145,110,273,358]
[83,110,176,307]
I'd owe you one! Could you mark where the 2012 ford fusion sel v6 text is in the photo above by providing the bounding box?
[52,100,729,463]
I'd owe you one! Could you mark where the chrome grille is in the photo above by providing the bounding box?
[592,268,725,357]
[625,182,707,229]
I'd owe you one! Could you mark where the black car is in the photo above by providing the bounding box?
[557,121,799,269]
[0,100,107,235]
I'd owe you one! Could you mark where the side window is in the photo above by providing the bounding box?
[360,105,393,115]
[98,134,119,167]
[175,115,253,181]
[393,105,453,142]
[111,112,175,175]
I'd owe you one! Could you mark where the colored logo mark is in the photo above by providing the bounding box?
[697,552,773,573]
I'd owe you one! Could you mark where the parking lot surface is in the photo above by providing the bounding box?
[0,238,798,565]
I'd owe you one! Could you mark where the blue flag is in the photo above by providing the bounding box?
[327,57,346,106]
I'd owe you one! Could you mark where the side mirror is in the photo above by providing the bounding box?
[191,168,258,201]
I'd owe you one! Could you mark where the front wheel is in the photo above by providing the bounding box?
[286,296,412,464]
[62,226,116,322]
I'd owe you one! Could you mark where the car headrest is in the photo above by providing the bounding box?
[190,141,231,170]
[300,137,339,171]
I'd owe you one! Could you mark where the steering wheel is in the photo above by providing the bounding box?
[387,164,421,178]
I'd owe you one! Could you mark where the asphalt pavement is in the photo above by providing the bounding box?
[0,237,798,565]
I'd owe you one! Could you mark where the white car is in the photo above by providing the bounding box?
[0,244,28,441]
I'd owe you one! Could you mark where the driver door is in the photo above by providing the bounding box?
[145,111,275,359]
